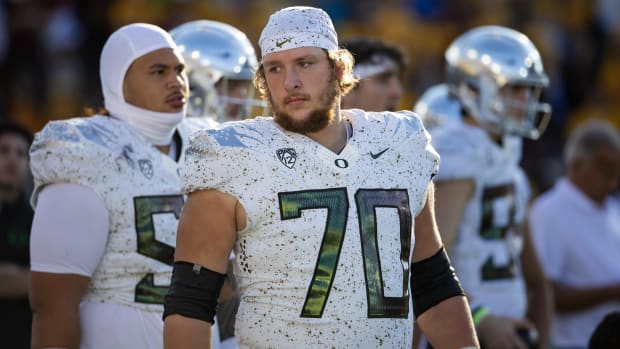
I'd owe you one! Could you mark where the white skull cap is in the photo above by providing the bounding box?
[100,23,178,107]
[259,6,338,57]
[99,23,185,146]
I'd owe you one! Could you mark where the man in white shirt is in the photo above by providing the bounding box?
[529,120,620,349]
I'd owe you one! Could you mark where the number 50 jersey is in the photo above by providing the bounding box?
[30,115,213,312]
[181,109,439,349]
[431,122,530,319]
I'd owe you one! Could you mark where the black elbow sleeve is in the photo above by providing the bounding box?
[410,247,465,318]
[163,261,227,324]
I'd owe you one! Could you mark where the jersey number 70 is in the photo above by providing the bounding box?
[279,188,412,319]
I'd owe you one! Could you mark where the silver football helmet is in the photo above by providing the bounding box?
[445,25,551,139]
[170,20,268,121]
[413,83,462,130]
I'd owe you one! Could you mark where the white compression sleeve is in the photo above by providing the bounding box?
[30,183,110,277]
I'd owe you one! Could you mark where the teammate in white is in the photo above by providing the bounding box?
[413,83,462,131]
[170,20,268,123]
[28,23,219,349]
[430,26,552,349]
[163,6,479,349]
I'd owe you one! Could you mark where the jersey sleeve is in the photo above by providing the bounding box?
[30,119,116,206]
[180,128,231,194]
[393,110,440,180]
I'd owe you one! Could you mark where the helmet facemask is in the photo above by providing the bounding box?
[186,68,221,118]
[215,76,269,122]
[460,74,551,140]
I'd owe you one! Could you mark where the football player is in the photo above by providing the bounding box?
[340,37,407,112]
[429,26,552,349]
[28,23,219,349]
[413,83,462,130]
[163,6,479,349]
[170,20,268,122]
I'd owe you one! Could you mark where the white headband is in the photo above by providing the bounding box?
[353,54,400,79]
[259,6,338,57]
[100,23,185,146]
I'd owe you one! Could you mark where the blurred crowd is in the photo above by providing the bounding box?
[1,2,620,348]
[1,0,620,192]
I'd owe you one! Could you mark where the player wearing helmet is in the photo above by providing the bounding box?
[413,83,462,130]
[444,26,550,140]
[170,20,268,123]
[430,26,552,349]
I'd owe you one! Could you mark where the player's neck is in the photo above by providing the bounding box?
[305,105,349,154]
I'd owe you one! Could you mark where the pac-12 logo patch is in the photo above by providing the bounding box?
[138,159,154,179]
[276,148,297,169]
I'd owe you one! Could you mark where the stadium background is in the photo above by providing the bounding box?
[1,0,619,193]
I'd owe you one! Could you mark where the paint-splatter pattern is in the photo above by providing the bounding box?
[181,109,439,348]
[30,115,210,312]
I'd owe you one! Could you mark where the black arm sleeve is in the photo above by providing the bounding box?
[410,247,465,318]
[163,261,227,324]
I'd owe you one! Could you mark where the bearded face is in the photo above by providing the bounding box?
[272,78,339,133]
[264,53,341,134]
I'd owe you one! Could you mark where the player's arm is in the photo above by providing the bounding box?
[30,273,90,349]
[550,282,620,311]
[433,178,474,250]
[0,263,30,298]
[521,221,552,348]
[29,184,109,349]
[164,188,243,349]
[411,182,480,348]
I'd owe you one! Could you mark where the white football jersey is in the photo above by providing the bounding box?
[181,109,438,348]
[431,122,530,319]
[30,115,212,311]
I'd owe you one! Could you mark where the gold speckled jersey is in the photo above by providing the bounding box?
[431,122,530,319]
[181,109,438,348]
[30,115,213,313]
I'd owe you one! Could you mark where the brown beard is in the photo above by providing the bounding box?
[269,73,339,134]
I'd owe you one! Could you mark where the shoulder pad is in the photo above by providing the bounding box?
[31,117,119,152]
[180,129,226,194]
[430,123,489,181]
[177,117,219,149]
[30,117,123,203]
[180,118,272,195]
[351,110,427,149]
